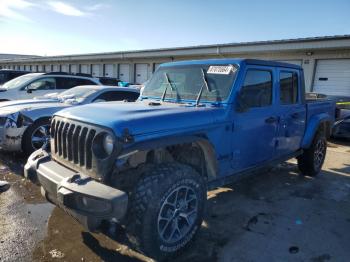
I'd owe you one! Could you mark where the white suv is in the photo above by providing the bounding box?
[0,72,101,101]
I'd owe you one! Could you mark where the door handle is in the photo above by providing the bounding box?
[265,116,278,124]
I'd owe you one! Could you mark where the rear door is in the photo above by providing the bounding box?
[276,69,306,156]
[231,66,278,170]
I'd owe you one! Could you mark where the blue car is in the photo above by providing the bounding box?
[25,59,335,260]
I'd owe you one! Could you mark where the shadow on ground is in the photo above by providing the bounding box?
[32,157,350,262]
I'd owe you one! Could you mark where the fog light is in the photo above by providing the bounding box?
[80,196,112,213]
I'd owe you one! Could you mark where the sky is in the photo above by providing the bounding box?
[0,0,350,56]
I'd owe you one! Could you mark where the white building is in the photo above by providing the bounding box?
[1,35,350,96]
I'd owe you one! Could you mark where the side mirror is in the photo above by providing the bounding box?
[25,85,34,93]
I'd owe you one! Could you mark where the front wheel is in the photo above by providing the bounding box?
[297,131,327,176]
[126,163,206,260]
[22,118,50,155]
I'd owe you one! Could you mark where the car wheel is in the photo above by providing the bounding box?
[297,131,327,176]
[22,118,50,155]
[126,162,206,261]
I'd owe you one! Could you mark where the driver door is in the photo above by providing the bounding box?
[231,67,278,171]
[21,77,56,99]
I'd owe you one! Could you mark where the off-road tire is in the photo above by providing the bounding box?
[22,118,50,155]
[126,162,206,261]
[297,131,327,176]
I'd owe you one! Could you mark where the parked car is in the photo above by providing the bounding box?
[25,59,335,260]
[0,85,139,154]
[0,69,30,86]
[306,93,350,139]
[330,95,350,139]
[0,72,102,102]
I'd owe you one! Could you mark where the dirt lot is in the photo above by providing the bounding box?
[0,140,349,262]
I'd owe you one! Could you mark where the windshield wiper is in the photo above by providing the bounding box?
[161,73,180,101]
[196,69,211,106]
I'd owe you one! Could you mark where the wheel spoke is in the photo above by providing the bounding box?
[161,218,173,237]
[32,136,46,143]
[168,221,180,241]
[179,209,196,226]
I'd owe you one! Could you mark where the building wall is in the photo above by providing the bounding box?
[1,48,350,92]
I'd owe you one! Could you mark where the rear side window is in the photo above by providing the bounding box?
[280,72,298,104]
[240,70,272,108]
[98,77,119,86]
[93,91,139,102]
[56,77,97,89]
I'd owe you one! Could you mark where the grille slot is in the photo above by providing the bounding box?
[51,118,97,170]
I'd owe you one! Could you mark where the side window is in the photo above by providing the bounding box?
[27,77,56,91]
[239,70,272,109]
[93,91,139,102]
[56,78,97,90]
[75,78,97,86]
[279,72,298,104]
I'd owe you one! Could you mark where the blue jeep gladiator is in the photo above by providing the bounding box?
[25,59,335,260]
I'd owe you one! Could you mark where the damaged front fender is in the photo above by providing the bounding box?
[0,112,34,152]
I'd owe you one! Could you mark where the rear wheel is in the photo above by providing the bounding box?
[297,131,327,176]
[126,163,206,260]
[22,118,50,155]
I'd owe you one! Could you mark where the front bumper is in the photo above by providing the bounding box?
[24,149,128,231]
[0,125,26,152]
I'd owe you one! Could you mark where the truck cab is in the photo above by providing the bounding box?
[25,59,335,260]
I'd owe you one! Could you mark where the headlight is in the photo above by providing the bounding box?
[103,134,114,155]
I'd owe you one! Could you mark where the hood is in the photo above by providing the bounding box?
[56,100,224,137]
[0,98,71,116]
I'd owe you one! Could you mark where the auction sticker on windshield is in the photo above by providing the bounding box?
[207,65,235,75]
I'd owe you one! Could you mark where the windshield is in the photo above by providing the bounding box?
[142,64,238,103]
[2,74,38,89]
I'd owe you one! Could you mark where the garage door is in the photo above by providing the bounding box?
[70,65,78,74]
[277,60,303,66]
[61,64,69,72]
[52,65,59,72]
[104,64,114,77]
[92,64,101,77]
[313,59,350,96]
[81,64,89,74]
[45,65,51,72]
[119,64,130,82]
[135,64,149,84]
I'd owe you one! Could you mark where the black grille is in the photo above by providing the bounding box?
[51,118,96,170]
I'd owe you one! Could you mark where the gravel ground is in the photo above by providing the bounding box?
[0,139,349,262]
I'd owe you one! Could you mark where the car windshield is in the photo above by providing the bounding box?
[142,64,238,103]
[42,86,98,103]
[2,74,38,89]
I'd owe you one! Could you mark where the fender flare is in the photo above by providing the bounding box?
[301,113,332,149]
[119,135,218,180]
